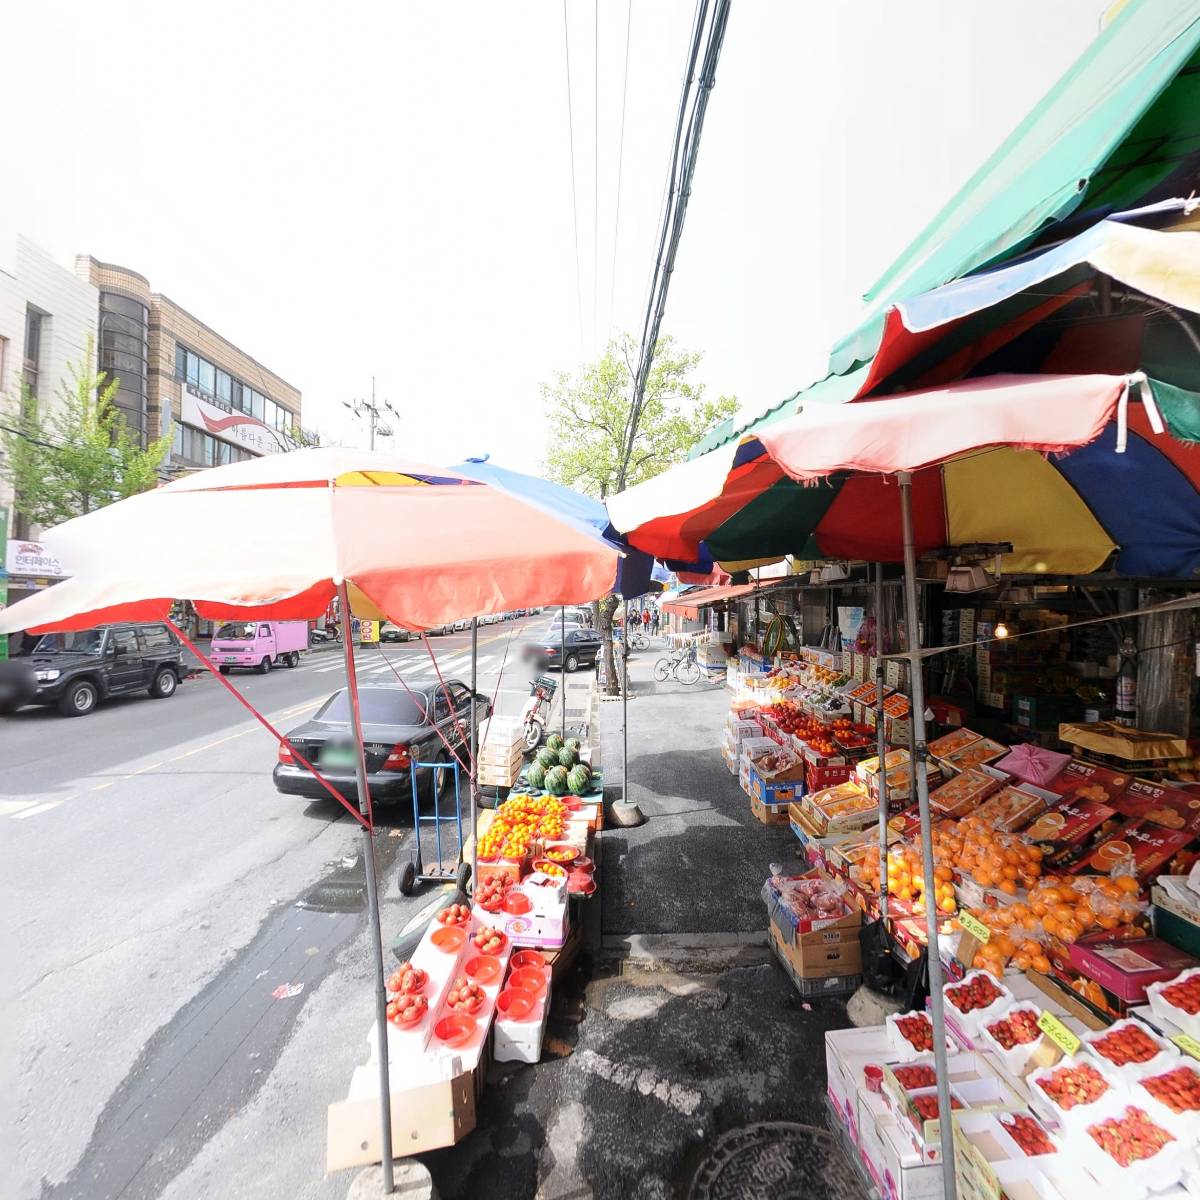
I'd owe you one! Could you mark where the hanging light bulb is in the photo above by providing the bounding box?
[994,621,1010,639]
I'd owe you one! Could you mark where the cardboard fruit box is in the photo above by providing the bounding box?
[750,792,790,827]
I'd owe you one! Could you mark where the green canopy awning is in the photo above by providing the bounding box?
[830,0,1200,375]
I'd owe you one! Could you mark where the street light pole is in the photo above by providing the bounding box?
[343,376,400,450]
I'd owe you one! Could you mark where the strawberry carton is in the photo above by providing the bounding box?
[1147,965,1200,1038]
[942,969,1013,1038]
[1029,1054,1124,1129]
[979,1001,1046,1076]
[1134,1060,1200,1139]
[1081,1016,1180,1084]
[1070,1098,1185,1198]
[885,1009,957,1062]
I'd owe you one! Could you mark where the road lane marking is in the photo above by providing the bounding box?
[91,781,115,791]
[12,800,64,820]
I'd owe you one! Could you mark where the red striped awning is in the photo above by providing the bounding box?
[662,582,758,618]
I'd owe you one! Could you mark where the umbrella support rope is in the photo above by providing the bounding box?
[164,618,370,830]
[420,636,478,774]
[899,474,957,1200]
[337,584,395,1194]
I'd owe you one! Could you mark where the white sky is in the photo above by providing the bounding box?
[0,0,1110,473]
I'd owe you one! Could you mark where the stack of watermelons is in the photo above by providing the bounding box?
[528,733,593,796]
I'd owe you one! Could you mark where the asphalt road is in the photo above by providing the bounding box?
[0,614,588,1200]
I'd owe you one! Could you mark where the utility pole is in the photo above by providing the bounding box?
[343,376,400,450]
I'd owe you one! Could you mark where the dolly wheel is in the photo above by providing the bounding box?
[399,861,417,896]
[456,861,472,894]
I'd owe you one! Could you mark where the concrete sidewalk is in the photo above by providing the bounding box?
[415,654,864,1199]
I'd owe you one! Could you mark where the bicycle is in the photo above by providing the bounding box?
[653,641,701,685]
[628,629,649,651]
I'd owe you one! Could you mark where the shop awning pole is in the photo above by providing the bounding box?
[561,606,567,739]
[470,616,479,891]
[874,562,889,925]
[622,631,629,805]
[898,475,957,1200]
[338,583,395,1194]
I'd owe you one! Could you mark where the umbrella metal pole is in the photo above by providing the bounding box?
[874,563,888,925]
[898,475,957,1200]
[470,617,479,891]
[622,635,629,805]
[338,583,395,1194]
[561,605,567,738]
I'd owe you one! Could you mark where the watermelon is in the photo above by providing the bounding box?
[526,761,547,790]
[565,737,581,753]
[537,747,559,771]
[557,746,578,769]
[545,733,565,753]
[566,764,590,795]
[544,766,569,796]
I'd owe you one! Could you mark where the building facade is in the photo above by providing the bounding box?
[0,235,99,551]
[75,257,303,471]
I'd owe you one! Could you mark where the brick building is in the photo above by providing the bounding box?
[75,257,303,470]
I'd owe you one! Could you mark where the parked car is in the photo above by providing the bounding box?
[273,681,492,803]
[0,622,185,717]
[424,622,452,636]
[522,626,603,672]
[380,623,412,642]
[452,618,471,632]
[210,620,308,673]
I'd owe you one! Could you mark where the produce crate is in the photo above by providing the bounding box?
[750,793,790,826]
[769,920,862,995]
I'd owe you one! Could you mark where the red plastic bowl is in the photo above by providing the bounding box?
[510,949,548,972]
[568,874,597,896]
[497,989,535,1021]
[509,967,548,996]
[503,892,533,915]
[464,955,502,985]
[431,926,467,953]
[573,857,594,872]
[434,1013,476,1047]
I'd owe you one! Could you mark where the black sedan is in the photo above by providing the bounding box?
[521,626,603,673]
[273,681,491,804]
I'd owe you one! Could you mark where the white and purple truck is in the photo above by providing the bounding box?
[210,620,309,674]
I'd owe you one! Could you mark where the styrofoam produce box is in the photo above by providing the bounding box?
[1067,1093,1187,1199]
[977,1001,1047,1077]
[942,971,1014,1039]
[494,958,552,1064]
[825,1025,889,1145]
[1028,1054,1126,1130]
[1081,1016,1180,1085]
[1148,967,1200,1039]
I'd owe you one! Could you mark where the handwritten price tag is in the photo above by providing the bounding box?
[1037,1011,1080,1057]
[958,911,990,943]
[1173,1033,1200,1061]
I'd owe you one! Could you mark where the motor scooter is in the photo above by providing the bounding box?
[520,674,558,750]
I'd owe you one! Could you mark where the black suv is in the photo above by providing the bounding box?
[0,622,186,717]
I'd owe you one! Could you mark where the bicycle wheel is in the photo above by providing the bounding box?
[653,658,672,682]
[676,658,701,685]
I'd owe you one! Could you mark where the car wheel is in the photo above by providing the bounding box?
[58,679,98,717]
[218,665,231,675]
[287,652,300,668]
[565,653,580,672]
[149,668,178,699]
[258,656,272,674]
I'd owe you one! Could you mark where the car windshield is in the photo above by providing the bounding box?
[315,687,429,726]
[216,622,257,640]
[33,630,105,655]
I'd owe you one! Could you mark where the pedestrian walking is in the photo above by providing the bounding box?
[651,608,660,636]
[642,608,651,634]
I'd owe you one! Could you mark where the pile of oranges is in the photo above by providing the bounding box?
[930,816,1045,894]
[858,842,957,916]
[477,794,569,860]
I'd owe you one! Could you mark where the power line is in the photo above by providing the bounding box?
[621,0,731,485]
[608,0,632,345]
[562,0,585,363]
[593,0,600,357]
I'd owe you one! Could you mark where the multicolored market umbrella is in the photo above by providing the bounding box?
[608,371,1200,580]
[0,447,621,1191]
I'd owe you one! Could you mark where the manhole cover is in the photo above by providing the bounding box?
[689,1122,864,1200]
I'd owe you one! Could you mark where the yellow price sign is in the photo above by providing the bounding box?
[958,911,990,943]
[1173,1033,1200,1061]
[1037,1011,1080,1057]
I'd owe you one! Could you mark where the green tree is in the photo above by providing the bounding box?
[542,333,737,692]
[1,338,171,529]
